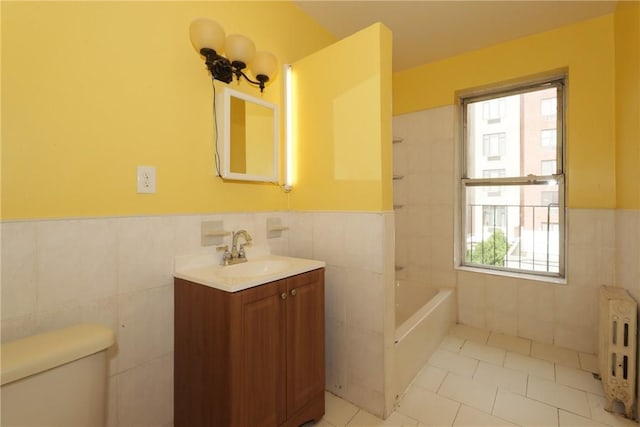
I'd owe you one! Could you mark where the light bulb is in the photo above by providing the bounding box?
[250,51,278,81]
[225,34,256,69]
[189,18,225,55]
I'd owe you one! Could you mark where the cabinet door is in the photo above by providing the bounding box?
[240,279,287,427]
[286,269,325,418]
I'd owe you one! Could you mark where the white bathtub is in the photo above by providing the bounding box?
[394,280,456,399]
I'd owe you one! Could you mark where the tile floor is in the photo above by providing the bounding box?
[317,324,638,427]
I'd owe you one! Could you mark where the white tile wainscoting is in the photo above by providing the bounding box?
[1,210,396,425]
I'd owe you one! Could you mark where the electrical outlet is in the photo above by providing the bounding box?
[137,166,156,194]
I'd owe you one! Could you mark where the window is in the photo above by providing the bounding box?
[541,160,556,176]
[483,205,506,227]
[482,99,506,123]
[482,133,506,159]
[483,169,506,196]
[541,191,559,206]
[541,129,556,148]
[461,77,565,277]
[541,98,557,120]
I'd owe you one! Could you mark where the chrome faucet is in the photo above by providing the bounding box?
[227,230,252,265]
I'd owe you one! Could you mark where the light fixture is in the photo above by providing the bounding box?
[284,64,293,191]
[189,18,278,92]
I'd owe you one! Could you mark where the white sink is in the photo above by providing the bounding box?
[174,254,325,292]
[218,259,292,278]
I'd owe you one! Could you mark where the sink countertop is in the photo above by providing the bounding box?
[174,253,326,293]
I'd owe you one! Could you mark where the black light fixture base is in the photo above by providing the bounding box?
[198,48,269,92]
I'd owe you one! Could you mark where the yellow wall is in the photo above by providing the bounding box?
[615,1,640,210]
[290,23,393,211]
[393,15,617,209]
[1,1,335,220]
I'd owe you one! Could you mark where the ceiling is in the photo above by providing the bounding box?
[293,1,618,71]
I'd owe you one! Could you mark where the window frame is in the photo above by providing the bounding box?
[459,76,566,279]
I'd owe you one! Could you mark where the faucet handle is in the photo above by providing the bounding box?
[238,242,251,258]
[216,245,232,265]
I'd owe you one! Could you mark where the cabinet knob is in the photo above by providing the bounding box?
[281,292,287,300]
[290,289,297,296]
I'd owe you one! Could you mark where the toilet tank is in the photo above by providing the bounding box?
[1,324,115,427]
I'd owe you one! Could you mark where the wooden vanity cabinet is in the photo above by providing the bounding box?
[174,268,325,427]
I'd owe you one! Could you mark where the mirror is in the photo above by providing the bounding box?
[217,87,279,182]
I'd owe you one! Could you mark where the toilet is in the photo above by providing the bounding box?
[1,323,115,427]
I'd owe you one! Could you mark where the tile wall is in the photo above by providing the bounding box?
[288,211,396,418]
[393,105,457,287]
[393,106,639,357]
[1,210,395,425]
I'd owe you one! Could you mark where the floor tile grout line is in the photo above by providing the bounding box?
[343,407,360,427]
[450,401,463,427]
[489,386,499,416]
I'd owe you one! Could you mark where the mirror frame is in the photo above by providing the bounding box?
[216,87,279,183]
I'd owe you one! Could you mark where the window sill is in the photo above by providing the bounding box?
[455,265,567,285]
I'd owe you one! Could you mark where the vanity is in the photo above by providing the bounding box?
[173,254,326,427]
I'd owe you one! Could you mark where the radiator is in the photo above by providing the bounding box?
[599,285,637,419]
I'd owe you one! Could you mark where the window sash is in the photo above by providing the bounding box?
[460,77,565,278]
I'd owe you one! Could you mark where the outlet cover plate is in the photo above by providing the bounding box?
[137,166,156,194]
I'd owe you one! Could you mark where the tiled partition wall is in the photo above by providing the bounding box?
[393,107,639,357]
[1,210,395,425]
[393,106,457,287]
